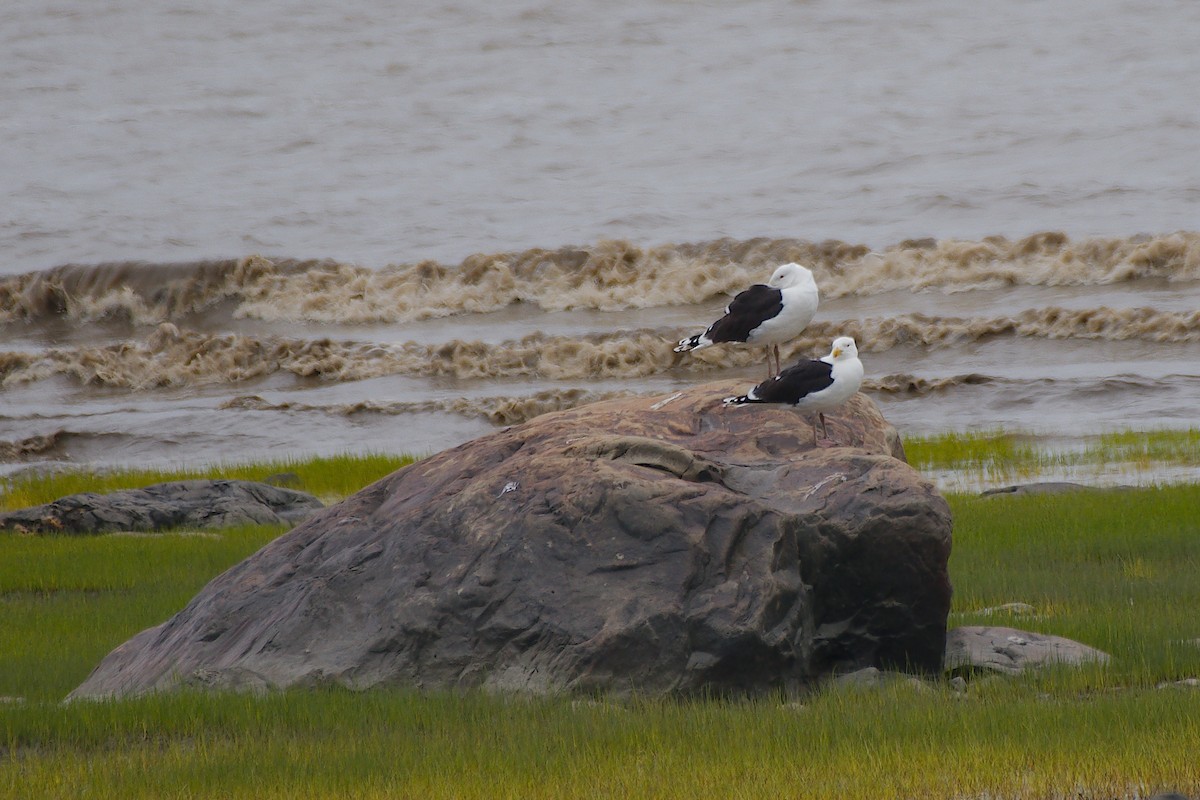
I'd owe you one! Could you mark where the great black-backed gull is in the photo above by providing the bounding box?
[723,336,864,446]
[674,262,820,379]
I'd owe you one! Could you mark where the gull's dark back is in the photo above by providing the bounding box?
[704,284,782,343]
[748,359,834,404]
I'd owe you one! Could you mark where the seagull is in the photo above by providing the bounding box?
[674,262,819,379]
[723,336,864,446]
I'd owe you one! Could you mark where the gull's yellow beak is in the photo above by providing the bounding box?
[832,347,842,358]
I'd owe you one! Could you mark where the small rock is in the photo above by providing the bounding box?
[834,667,884,687]
[981,482,1089,497]
[0,479,324,535]
[981,482,1133,497]
[945,626,1110,676]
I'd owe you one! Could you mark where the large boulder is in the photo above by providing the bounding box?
[69,382,952,699]
[0,479,323,535]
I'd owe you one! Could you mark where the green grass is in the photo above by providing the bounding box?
[949,484,1200,688]
[2,459,1200,798]
[2,685,1198,799]
[904,429,1042,473]
[1094,428,1200,465]
[904,427,1200,486]
[0,452,415,510]
[0,453,418,704]
[0,525,284,703]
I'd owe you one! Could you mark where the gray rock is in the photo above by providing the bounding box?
[981,482,1133,497]
[981,482,1091,497]
[69,382,952,699]
[0,479,324,534]
[945,626,1110,675]
[832,666,887,688]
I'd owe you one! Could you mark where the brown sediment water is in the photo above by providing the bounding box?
[4,0,1199,476]
[2,236,1199,480]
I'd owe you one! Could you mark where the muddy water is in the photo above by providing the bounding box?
[3,1,1199,482]
[3,236,1199,484]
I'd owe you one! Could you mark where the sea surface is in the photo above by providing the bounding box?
[3,0,1199,486]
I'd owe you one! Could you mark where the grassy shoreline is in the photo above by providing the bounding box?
[0,452,417,511]
[904,427,1200,491]
[4,686,1197,799]
[3,444,1200,798]
[5,428,1197,513]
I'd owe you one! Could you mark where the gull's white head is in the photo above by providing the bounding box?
[829,336,858,361]
[767,262,816,290]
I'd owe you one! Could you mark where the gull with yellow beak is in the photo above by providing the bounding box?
[723,336,864,446]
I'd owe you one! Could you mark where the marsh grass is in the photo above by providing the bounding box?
[905,427,1200,489]
[3,462,1200,798]
[949,484,1200,689]
[1094,428,1200,465]
[0,452,415,511]
[0,525,284,703]
[905,429,1044,475]
[2,684,1198,799]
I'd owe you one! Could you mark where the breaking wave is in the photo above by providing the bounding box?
[0,429,70,461]
[2,304,1198,390]
[217,376,1007,425]
[2,232,1198,325]
[867,373,997,396]
[220,389,635,427]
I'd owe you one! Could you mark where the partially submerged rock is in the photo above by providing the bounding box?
[0,479,324,535]
[945,626,1110,675]
[980,482,1132,497]
[70,382,952,700]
